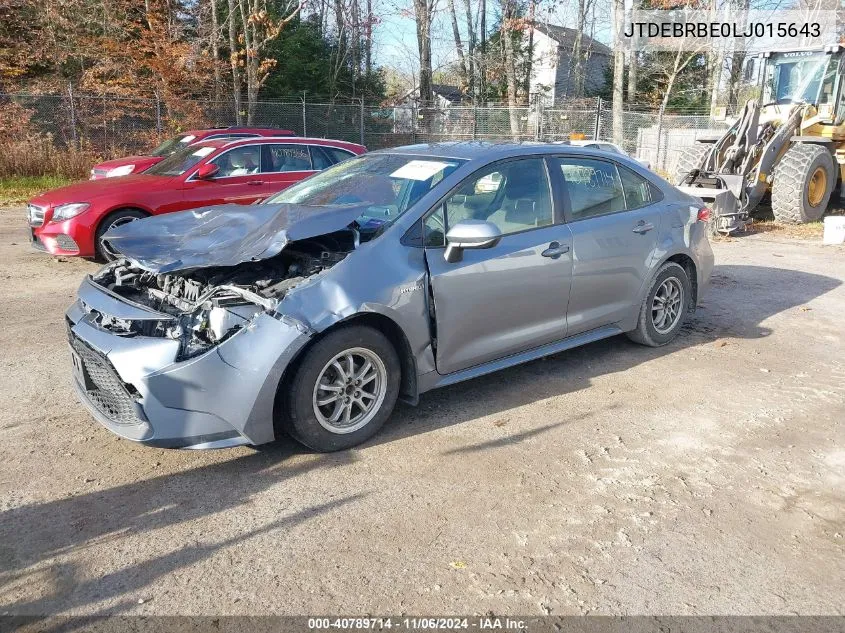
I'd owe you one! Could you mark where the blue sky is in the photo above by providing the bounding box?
[371,0,614,76]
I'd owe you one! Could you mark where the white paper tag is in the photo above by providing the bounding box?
[391,160,454,181]
[193,146,216,157]
[181,135,197,143]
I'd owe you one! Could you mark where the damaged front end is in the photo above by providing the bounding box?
[67,203,368,448]
[88,233,354,362]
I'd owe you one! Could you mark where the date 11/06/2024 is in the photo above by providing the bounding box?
[307,617,527,630]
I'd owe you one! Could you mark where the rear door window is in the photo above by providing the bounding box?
[261,144,313,173]
[310,146,337,170]
[618,164,662,209]
[323,147,355,164]
[555,157,625,220]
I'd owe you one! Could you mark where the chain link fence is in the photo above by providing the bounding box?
[1,92,732,178]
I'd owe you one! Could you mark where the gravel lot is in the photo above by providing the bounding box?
[0,204,843,616]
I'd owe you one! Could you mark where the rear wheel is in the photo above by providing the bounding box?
[281,325,400,452]
[627,262,691,347]
[95,209,147,261]
[771,144,835,224]
[674,143,712,186]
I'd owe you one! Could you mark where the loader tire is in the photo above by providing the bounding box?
[771,143,835,224]
[674,143,711,186]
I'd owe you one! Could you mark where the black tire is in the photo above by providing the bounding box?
[626,262,691,347]
[95,209,148,261]
[281,325,400,452]
[771,144,835,224]
[674,143,711,186]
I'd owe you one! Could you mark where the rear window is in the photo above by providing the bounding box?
[311,146,355,170]
[150,134,197,157]
[146,145,217,177]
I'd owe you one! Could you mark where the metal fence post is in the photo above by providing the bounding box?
[411,104,417,145]
[154,91,162,137]
[593,97,602,140]
[301,94,307,136]
[67,82,78,146]
[359,98,365,146]
[535,99,543,141]
[472,105,477,140]
[656,102,666,171]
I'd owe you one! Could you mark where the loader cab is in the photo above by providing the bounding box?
[763,49,843,112]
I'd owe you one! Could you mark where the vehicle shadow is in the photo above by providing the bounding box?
[369,264,841,449]
[0,264,839,617]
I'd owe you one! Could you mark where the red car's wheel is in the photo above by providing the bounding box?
[95,209,148,262]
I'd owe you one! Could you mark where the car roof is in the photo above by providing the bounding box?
[370,141,627,163]
[567,140,614,147]
[190,136,366,152]
[185,127,297,137]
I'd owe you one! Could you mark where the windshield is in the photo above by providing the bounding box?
[765,52,841,105]
[266,153,465,230]
[145,144,217,177]
[151,133,198,157]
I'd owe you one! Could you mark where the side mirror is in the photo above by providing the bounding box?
[195,163,219,180]
[444,219,502,263]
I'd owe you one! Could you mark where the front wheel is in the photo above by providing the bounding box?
[280,325,401,452]
[95,209,147,261]
[627,262,691,347]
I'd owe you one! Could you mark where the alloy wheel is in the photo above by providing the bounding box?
[651,277,684,335]
[312,347,388,434]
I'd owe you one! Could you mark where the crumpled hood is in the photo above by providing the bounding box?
[103,203,367,274]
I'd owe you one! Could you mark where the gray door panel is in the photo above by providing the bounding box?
[565,207,662,335]
[425,225,573,375]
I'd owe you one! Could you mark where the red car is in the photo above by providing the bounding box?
[89,127,296,179]
[30,137,365,260]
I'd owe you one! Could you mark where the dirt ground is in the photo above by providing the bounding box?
[0,205,843,617]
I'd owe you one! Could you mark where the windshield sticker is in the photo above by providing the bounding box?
[180,135,197,143]
[391,160,454,181]
[192,146,216,157]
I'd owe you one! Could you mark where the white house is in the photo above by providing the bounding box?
[527,24,612,104]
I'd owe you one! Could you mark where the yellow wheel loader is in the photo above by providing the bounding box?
[675,45,845,233]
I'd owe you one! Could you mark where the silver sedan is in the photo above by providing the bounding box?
[67,142,714,451]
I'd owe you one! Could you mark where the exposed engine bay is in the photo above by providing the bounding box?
[87,231,356,360]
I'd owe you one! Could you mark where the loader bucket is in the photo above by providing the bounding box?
[678,186,745,234]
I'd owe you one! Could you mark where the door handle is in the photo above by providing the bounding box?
[632,221,655,234]
[541,242,570,258]
[247,180,264,186]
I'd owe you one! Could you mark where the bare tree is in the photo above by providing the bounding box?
[365,0,373,77]
[413,0,437,103]
[523,0,535,99]
[612,0,624,143]
[228,0,305,123]
[479,0,487,101]
[208,0,222,103]
[447,0,469,89]
[626,1,638,103]
[571,0,597,97]
[500,0,521,137]
[461,0,477,97]
[227,0,243,123]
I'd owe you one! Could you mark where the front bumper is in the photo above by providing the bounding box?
[66,277,312,449]
[29,205,100,258]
